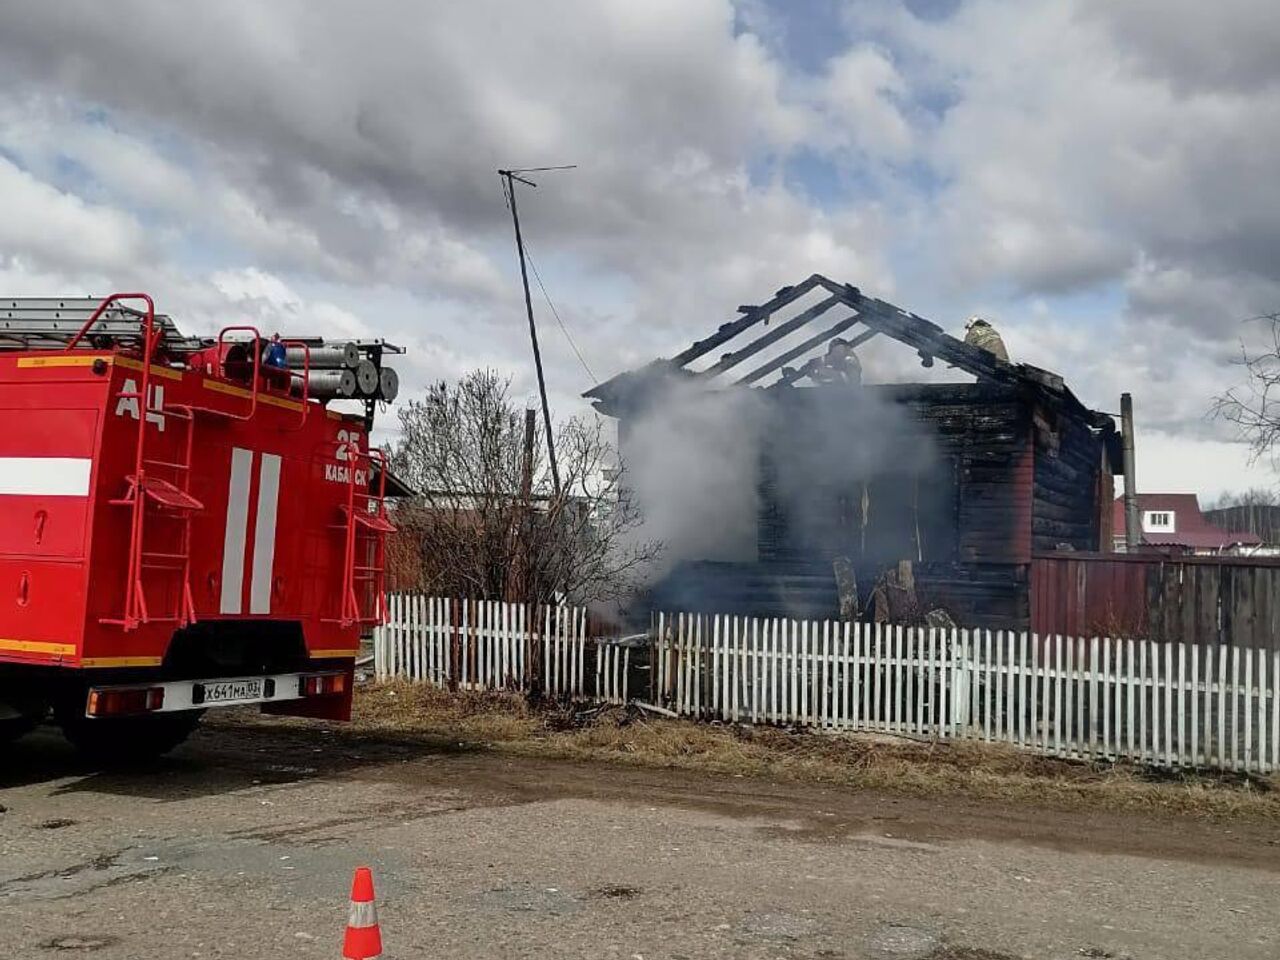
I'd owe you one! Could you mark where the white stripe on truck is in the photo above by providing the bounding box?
[0,456,91,496]
[220,447,253,614]
[249,453,281,614]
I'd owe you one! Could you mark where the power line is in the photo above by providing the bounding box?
[522,243,597,384]
[498,166,575,499]
[497,171,597,384]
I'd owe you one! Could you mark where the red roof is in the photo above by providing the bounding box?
[1112,494,1262,549]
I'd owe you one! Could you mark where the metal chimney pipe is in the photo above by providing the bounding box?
[1121,392,1140,552]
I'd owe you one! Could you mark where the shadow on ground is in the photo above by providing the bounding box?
[0,717,491,800]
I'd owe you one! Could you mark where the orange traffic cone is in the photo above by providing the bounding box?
[342,866,383,960]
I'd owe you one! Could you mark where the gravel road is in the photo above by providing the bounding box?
[3,717,1279,959]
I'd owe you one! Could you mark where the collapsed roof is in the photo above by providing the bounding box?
[584,273,1114,437]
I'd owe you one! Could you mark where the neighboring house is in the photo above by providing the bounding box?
[1110,494,1263,555]
[586,273,1123,628]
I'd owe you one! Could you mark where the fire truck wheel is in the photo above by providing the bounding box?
[58,710,205,761]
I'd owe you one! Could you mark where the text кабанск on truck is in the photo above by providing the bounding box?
[0,293,401,757]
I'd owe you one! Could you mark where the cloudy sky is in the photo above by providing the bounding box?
[1,0,1278,497]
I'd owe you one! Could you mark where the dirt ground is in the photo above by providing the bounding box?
[3,706,1280,959]
[340,683,1280,822]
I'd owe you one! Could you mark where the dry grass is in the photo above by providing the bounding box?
[348,682,542,742]
[348,681,1280,821]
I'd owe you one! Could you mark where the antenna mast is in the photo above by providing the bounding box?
[498,165,575,498]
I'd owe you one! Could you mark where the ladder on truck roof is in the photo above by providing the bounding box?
[0,297,201,353]
[0,298,406,357]
[1,295,406,428]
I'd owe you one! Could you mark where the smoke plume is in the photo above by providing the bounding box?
[620,374,943,587]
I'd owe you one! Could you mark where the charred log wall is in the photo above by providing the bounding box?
[1031,409,1107,553]
[640,558,1028,628]
[915,562,1029,628]
[757,382,1033,568]
[752,382,1038,627]
[623,380,1108,632]
[924,385,1033,567]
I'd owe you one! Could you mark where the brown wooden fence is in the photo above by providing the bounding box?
[1031,553,1280,649]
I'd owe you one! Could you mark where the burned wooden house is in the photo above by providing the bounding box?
[586,275,1123,628]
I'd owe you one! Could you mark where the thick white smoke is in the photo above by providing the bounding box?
[620,374,942,585]
[621,379,769,568]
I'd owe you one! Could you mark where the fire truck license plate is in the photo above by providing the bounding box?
[203,679,263,704]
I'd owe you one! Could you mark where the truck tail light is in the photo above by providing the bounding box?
[86,686,165,717]
[300,673,346,697]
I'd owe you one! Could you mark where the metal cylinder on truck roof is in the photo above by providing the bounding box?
[354,359,380,396]
[285,342,360,369]
[378,366,399,402]
[294,368,359,399]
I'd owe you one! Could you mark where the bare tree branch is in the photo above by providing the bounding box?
[1204,487,1280,511]
[1213,312,1280,470]
[387,370,660,605]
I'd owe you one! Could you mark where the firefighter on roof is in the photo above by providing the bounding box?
[964,316,1009,362]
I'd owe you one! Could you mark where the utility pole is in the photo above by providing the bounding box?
[499,166,574,498]
[1121,392,1140,552]
[505,408,537,603]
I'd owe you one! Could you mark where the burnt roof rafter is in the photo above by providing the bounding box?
[698,293,844,379]
[618,271,1034,388]
[770,322,878,387]
[585,273,1108,427]
[815,278,1035,390]
[670,274,825,368]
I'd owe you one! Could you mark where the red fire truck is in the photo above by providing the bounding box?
[0,293,399,757]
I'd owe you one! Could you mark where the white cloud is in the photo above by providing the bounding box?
[1081,0,1280,95]
[0,156,146,273]
[208,268,370,339]
[816,45,913,159]
[864,0,1280,321]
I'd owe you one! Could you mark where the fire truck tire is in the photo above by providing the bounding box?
[58,710,205,761]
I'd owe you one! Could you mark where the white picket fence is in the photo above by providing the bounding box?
[375,597,1280,773]
[374,595,629,703]
[656,613,1280,774]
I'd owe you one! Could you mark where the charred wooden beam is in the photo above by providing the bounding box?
[766,323,879,387]
[698,294,843,379]
[814,277,1024,387]
[670,274,824,368]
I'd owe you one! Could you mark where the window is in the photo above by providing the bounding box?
[1144,510,1175,532]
